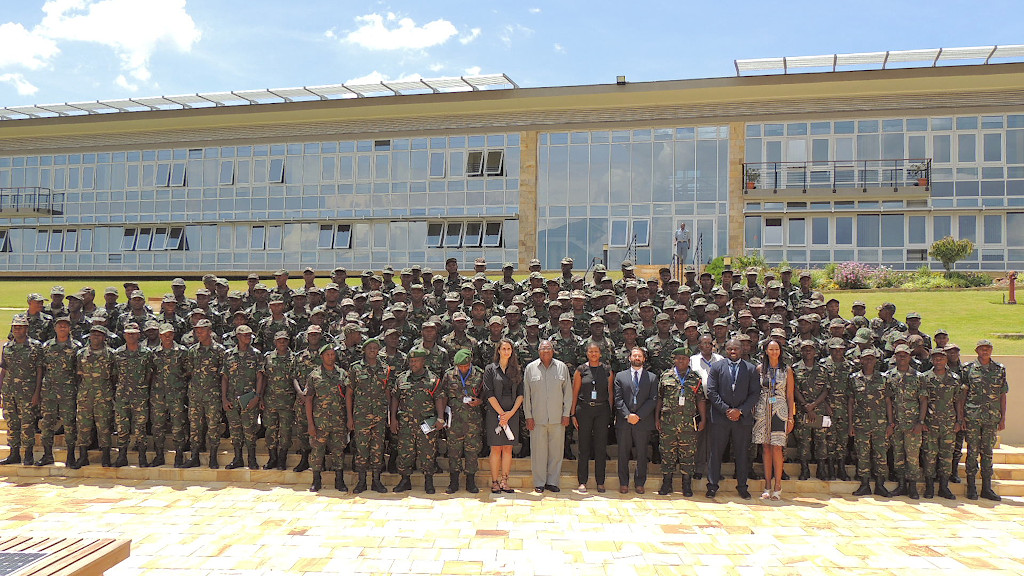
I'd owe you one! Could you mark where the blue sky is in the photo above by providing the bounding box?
[0,0,1021,107]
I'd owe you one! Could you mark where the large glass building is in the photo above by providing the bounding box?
[1,49,1022,275]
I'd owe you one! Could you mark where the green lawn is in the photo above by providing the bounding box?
[1,279,1021,354]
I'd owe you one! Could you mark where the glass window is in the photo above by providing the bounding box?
[933,135,951,163]
[318,225,333,249]
[933,215,952,239]
[1008,130,1024,165]
[48,229,63,252]
[745,215,761,248]
[764,218,783,245]
[79,228,92,252]
[485,151,504,176]
[166,227,183,250]
[956,116,978,130]
[958,215,977,242]
[908,216,926,244]
[335,224,351,249]
[170,163,186,186]
[121,228,136,251]
[429,152,445,178]
[34,230,48,252]
[444,223,463,247]
[610,219,628,247]
[788,218,806,245]
[250,226,265,250]
[62,229,76,252]
[466,151,484,176]
[150,227,166,251]
[464,222,483,247]
[483,222,503,247]
[983,133,1002,162]
[881,215,904,247]
[156,164,170,186]
[984,214,1002,244]
[958,134,976,163]
[632,220,650,247]
[811,217,828,245]
[219,161,234,185]
[835,138,853,162]
[269,158,285,183]
[835,217,853,245]
[1008,213,1024,246]
[857,215,880,247]
[426,223,443,247]
[137,227,152,251]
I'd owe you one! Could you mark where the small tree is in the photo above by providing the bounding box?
[929,235,974,273]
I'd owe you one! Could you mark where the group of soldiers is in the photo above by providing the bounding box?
[0,256,1008,501]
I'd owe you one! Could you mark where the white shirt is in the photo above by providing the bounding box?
[691,352,724,394]
[630,367,643,382]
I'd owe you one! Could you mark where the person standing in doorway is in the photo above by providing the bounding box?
[674,222,691,265]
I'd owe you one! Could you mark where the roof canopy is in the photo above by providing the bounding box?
[735,45,1024,75]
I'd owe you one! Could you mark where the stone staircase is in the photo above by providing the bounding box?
[1,417,1022,496]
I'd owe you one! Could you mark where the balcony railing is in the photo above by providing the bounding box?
[0,187,64,216]
[742,158,931,192]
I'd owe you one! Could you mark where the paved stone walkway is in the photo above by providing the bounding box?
[1,477,1022,576]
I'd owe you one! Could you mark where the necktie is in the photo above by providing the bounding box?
[729,362,739,391]
[632,370,640,405]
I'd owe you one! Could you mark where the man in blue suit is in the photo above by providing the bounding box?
[614,347,659,494]
[705,339,760,499]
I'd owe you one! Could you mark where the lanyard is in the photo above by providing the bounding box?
[458,366,473,396]
[675,367,692,401]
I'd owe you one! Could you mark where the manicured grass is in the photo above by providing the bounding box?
[0,279,1021,354]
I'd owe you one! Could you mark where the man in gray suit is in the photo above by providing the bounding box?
[524,340,573,493]
[614,347,660,493]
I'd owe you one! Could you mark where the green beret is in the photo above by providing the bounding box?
[453,349,473,365]
[363,337,381,348]
[318,344,336,356]
[672,347,689,356]
[409,346,429,359]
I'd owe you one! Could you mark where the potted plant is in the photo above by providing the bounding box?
[744,167,760,190]
[909,162,928,186]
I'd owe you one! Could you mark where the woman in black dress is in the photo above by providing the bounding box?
[483,338,523,494]
[570,343,614,493]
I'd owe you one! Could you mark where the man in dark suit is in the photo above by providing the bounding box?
[705,339,760,499]
[614,346,659,493]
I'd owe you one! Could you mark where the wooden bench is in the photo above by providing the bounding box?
[0,536,130,576]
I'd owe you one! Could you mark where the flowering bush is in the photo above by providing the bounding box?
[833,261,873,289]
[870,266,909,288]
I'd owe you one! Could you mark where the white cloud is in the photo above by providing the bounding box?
[459,27,481,45]
[0,73,39,96]
[499,24,533,48]
[464,66,481,76]
[344,13,458,50]
[428,62,445,72]
[0,22,59,70]
[346,70,423,85]
[114,74,138,92]
[529,8,541,13]
[554,43,565,53]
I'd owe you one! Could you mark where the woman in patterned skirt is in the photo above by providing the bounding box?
[753,339,795,500]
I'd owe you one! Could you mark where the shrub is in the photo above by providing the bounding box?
[945,271,992,288]
[929,236,974,272]
[706,252,768,280]
[871,266,909,289]
[833,261,873,289]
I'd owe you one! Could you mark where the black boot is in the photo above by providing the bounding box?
[823,460,833,481]
[173,449,185,469]
[780,470,789,481]
[247,447,258,470]
[75,447,89,468]
[208,450,219,469]
[335,471,348,491]
[0,449,21,465]
[22,447,35,466]
[815,460,827,481]
[799,461,810,481]
[310,471,322,492]
[66,448,80,470]
[137,447,149,468]
[446,472,460,494]
[465,474,479,494]
[387,452,398,474]
[682,474,693,497]
[651,443,662,465]
[276,448,288,471]
[874,477,891,497]
[101,448,112,468]
[924,479,935,498]
[263,448,278,470]
[424,474,435,494]
[836,459,849,481]
[892,478,906,497]
[393,475,412,493]
[35,443,54,466]
[980,476,1001,501]
[353,472,368,494]
[113,447,128,468]
[372,471,387,493]
[563,444,575,461]
[292,450,310,472]
[150,448,165,467]
[183,449,200,469]
[937,477,955,500]
[658,474,674,496]
[907,480,920,500]
[949,467,961,483]
[853,479,872,496]
[225,446,244,469]
[966,475,979,500]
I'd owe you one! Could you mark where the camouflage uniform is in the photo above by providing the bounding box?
[821,356,852,463]
[150,342,189,454]
[308,365,349,474]
[793,359,829,463]
[417,343,450,377]
[262,349,297,455]
[221,345,261,450]
[349,360,392,472]
[850,370,889,480]
[26,312,55,344]
[440,332,478,366]
[474,337,503,372]
[645,333,683,374]
[441,365,484,475]
[185,342,226,455]
[550,332,581,372]
[884,367,926,482]
[920,367,964,481]
[1,338,42,452]
[658,367,705,476]
[39,338,81,450]
[392,368,440,476]
[76,344,116,450]
[292,346,322,455]
[962,359,1008,479]
[114,345,152,450]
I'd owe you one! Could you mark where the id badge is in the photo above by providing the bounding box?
[678,395,686,407]
[463,396,474,404]
[591,389,598,401]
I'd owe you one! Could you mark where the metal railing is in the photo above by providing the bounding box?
[742,158,931,191]
[0,187,64,215]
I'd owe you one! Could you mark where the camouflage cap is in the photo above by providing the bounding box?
[195,319,213,328]
[944,343,960,351]
[247,273,260,281]
[89,324,109,335]
[905,311,922,320]
[558,312,574,322]
[446,292,461,301]
[253,283,269,291]
[525,317,540,327]
[621,323,638,332]
[798,339,817,349]
[195,288,211,297]
[930,347,948,357]
[779,266,792,274]
[269,294,285,304]
[380,311,396,322]
[159,323,175,335]
[561,257,574,265]
[852,328,873,344]
[770,328,787,338]
[893,344,912,355]
[705,304,720,313]
[713,318,729,327]
[54,315,71,325]
[506,304,521,314]
[691,298,707,307]
[934,328,949,336]
[130,291,146,300]
[27,293,47,302]
[827,337,846,349]
[123,322,141,334]
[292,288,306,297]
[390,301,408,311]
[876,302,896,311]
[683,320,700,329]
[202,273,217,282]
[589,316,605,325]
[769,315,785,325]
[332,267,347,275]
[189,308,207,317]
[318,344,337,357]
[50,285,65,295]
[306,324,323,334]
[748,297,764,307]
[67,291,85,301]
[144,320,160,331]
[604,304,621,315]
[738,310,753,318]
[274,330,291,340]
[235,325,253,335]
[303,266,316,274]
[232,309,249,318]
[421,320,438,329]
[228,290,244,299]
[170,277,187,287]
[547,300,564,310]
[859,348,878,358]
[309,306,327,316]
[382,265,395,274]
[655,313,671,323]
[340,298,355,307]
[976,339,994,349]
[852,300,867,308]
[324,283,340,291]
[452,311,468,322]
[767,280,783,289]
[216,278,230,287]
[528,258,541,267]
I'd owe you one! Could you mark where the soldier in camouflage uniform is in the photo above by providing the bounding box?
[150,323,189,467]
[290,324,324,473]
[24,293,55,343]
[37,316,81,468]
[919,347,964,500]
[961,339,1007,501]
[440,312,477,366]
[347,338,391,493]
[220,325,261,470]
[414,321,450,377]
[0,315,42,465]
[75,325,117,467]
[848,348,893,497]
[306,344,349,493]
[183,319,226,469]
[884,344,927,499]
[257,295,296,352]
[390,347,445,494]
[113,323,153,467]
[821,338,852,481]
[792,340,830,481]
[656,349,706,496]
[438,349,484,493]
[645,314,683,375]
[475,317,506,372]
[258,331,297,471]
